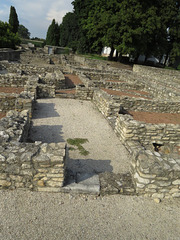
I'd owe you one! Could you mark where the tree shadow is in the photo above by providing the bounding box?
[64,158,113,187]
[32,102,60,119]
[28,125,65,143]
[66,158,113,174]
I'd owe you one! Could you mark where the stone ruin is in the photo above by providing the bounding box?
[0,48,180,200]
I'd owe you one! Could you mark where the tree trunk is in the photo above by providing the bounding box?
[164,53,169,67]
[118,53,122,62]
[144,55,148,64]
[115,50,118,61]
[108,46,114,61]
[134,54,140,64]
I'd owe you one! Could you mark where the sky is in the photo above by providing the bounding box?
[0,0,73,39]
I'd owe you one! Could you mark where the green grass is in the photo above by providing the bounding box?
[165,65,180,71]
[67,138,89,156]
[82,53,108,61]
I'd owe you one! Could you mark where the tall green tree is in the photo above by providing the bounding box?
[9,6,19,34]
[59,12,79,52]
[72,0,93,53]
[46,19,59,46]
[18,24,30,39]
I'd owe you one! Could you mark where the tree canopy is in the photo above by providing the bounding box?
[18,24,30,39]
[46,0,180,65]
[0,21,20,48]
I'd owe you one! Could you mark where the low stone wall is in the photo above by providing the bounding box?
[93,90,180,118]
[2,62,60,75]
[0,110,31,143]
[133,64,180,84]
[131,147,180,199]
[115,114,180,147]
[0,111,67,191]
[0,49,21,61]
[0,142,67,191]
[37,84,55,98]
[0,94,17,112]
[33,142,67,191]
[40,71,66,89]
[75,85,95,100]
[114,114,180,199]
[73,55,120,71]
[0,91,34,117]
[63,56,180,101]
[0,73,29,87]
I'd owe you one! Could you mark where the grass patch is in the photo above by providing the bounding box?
[165,65,180,71]
[82,54,108,61]
[67,138,89,156]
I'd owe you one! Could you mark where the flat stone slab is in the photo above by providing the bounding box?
[62,173,100,195]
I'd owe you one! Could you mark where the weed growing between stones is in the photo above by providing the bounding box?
[67,138,89,156]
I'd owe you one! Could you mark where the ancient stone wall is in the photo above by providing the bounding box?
[93,90,180,119]
[113,114,180,199]
[0,94,17,112]
[0,49,21,61]
[20,50,63,65]
[130,145,180,199]
[37,84,55,98]
[0,111,67,191]
[115,114,180,147]
[75,85,95,100]
[2,62,56,75]
[0,73,29,87]
[133,64,180,83]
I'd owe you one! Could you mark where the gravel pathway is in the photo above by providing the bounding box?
[0,190,180,240]
[29,98,131,174]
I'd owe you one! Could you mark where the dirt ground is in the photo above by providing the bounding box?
[64,74,83,88]
[102,88,152,99]
[0,87,24,94]
[0,112,6,119]
[129,111,180,125]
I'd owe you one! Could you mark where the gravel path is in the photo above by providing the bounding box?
[0,190,180,240]
[29,98,131,174]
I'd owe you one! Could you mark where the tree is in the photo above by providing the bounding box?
[62,0,180,63]
[59,12,79,51]
[164,0,180,66]
[0,21,20,48]
[9,6,19,34]
[46,19,59,46]
[18,24,30,39]
[72,0,94,53]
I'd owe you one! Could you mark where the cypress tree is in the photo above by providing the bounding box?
[9,6,19,34]
[46,19,59,46]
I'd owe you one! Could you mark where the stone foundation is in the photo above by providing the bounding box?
[132,148,180,199]
[0,110,67,191]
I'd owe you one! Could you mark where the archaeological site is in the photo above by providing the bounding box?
[0,47,180,201]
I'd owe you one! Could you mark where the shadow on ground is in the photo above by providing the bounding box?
[28,125,65,143]
[33,102,60,119]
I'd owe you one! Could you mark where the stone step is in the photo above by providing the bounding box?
[62,172,100,195]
